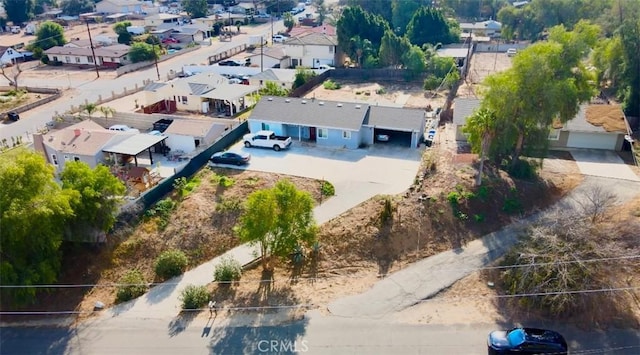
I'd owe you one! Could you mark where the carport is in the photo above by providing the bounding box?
[363,106,426,148]
[102,134,168,166]
[200,84,260,116]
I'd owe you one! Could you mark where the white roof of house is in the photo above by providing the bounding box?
[102,133,167,155]
[437,47,470,58]
[460,20,502,31]
[164,119,219,137]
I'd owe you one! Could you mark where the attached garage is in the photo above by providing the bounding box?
[566,132,619,150]
[364,106,426,148]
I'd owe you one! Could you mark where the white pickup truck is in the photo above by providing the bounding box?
[243,130,292,151]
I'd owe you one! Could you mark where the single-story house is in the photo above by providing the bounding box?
[145,13,181,27]
[248,97,426,149]
[248,68,296,89]
[242,46,289,69]
[0,46,29,64]
[96,0,144,14]
[44,44,131,68]
[170,26,207,43]
[459,20,502,38]
[32,120,134,172]
[436,46,471,67]
[163,119,230,153]
[452,98,629,151]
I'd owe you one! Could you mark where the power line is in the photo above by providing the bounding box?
[1,254,638,289]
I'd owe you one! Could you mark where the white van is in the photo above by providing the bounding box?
[109,124,140,133]
[506,48,517,57]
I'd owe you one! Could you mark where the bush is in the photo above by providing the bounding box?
[320,180,335,197]
[323,79,341,90]
[116,270,147,303]
[447,191,461,207]
[213,256,242,283]
[507,159,539,180]
[154,249,189,280]
[423,75,440,90]
[180,284,209,310]
[211,173,235,188]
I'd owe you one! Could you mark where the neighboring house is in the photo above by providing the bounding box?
[282,32,337,68]
[144,72,259,115]
[243,46,289,69]
[459,20,502,38]
[171,26,207,43]
[248,97,426,149]
[452,98,629,151]
[164,119,229,153]
[32,120,133,172]
[44,44,131,68]
[145,13,181,27]
[436,45,471,68]
[96,0,143,14]
[288,24,337,37]
[248,69,296,89]
[230,2,255,15]
[0,46,28,64]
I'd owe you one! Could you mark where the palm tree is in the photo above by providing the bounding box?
[80,103,98,117]
[98,106,116,124]
[465,108,497,186]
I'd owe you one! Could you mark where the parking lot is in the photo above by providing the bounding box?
[211,141,424,222]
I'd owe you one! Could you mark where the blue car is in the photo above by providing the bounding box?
[487,327,568,355]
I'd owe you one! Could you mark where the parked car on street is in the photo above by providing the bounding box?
[6,112,20,121]
[272,34,287,43]
[506,48,517,57]
[218,60,244,66]
[487,327,568,355]
[209,151,251,165]
[243,130,292,151]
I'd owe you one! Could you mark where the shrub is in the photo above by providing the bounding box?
[507,159,539,180]
[154,249,189,280]
[180,284,209,310]
[447,191,461,207]
[213,256,242,283]
[323,79,341,90]
[145,198,177,229]
[502,196,523,214]
[116,270,147,303]
[216,196,243,213]
[476,186,490,201]
[423,75,440,90]
[379,197,394,225]
[473,213,485,222]
[320,180,335,197]
[211,173,235,187]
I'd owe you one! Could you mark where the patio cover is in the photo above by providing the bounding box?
[102,134,167,156]
[200,84,260,101]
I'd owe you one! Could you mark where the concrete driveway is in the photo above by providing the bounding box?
[570,149,640,182]
[217,141,423,224]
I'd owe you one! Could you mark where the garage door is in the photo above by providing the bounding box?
[566,132,617,150]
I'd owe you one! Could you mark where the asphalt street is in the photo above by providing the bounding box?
[2,313,639,355]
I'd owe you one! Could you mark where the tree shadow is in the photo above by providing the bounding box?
[167,310,198,337]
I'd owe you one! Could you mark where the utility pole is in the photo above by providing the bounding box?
[85,19,99,78]
[260,36,264,72]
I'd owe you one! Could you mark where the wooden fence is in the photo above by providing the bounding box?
[207,44,248,64]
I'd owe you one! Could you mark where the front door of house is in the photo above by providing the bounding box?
[309,127,316,141]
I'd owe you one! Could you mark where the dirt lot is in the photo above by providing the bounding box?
[457,52,514,99]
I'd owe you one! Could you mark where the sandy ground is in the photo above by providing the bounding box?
[457,52,514,99]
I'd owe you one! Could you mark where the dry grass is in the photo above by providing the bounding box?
[585,104,628,132]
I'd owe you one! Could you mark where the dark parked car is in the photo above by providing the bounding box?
[218,60,243,66]
[209,151,251,166]
[488,327,568,355]
[7,112,19,121]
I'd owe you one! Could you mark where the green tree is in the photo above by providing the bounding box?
[401,45,426,77]
[406,7,458,48]
[34,0,55,15]
[128,42,158,63]
[60,161,126,240]
[391,0,420,35]
[0,149,74,305]
[98,106,116,121]
[60,0,94,16]
[292,67,316,89]
[378,30,411,68]
[283,12,295,31]
[346,0,392,24]
[235,180,317,270]
[479,22,598,170]
[80,102,98,117]
[336,6,389,63]
[31,21,66,52]
[113,21,133,45]
[463,108,497,186]
[615,19,640,116]
[182,0,207,18]
[259,81,290,96]
[349,36,373,68]
[3,0,35,25]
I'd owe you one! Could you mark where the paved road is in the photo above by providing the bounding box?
[2,313,639,355]
[0,20,286,142]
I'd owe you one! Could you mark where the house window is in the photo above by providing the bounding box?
[64,155,70,161]
[65,56,71,63]
[548,129,560,140]
[87,56,94,63]
[53,56,58,61]
[181,96,188,103]
[75,57,80,63]
[329,46,334,53]
[259,80,264,85]
[261,123,270,130]
[342,131,351,139]
[318,128,329,139]
[74,157,80,162]
[195,139,201,148]
[51,154,58,165]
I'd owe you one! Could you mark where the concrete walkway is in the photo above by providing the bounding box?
[328,176,640,319]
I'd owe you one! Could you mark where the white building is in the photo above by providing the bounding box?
[96,0,144,14]
[282,32,337,68]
